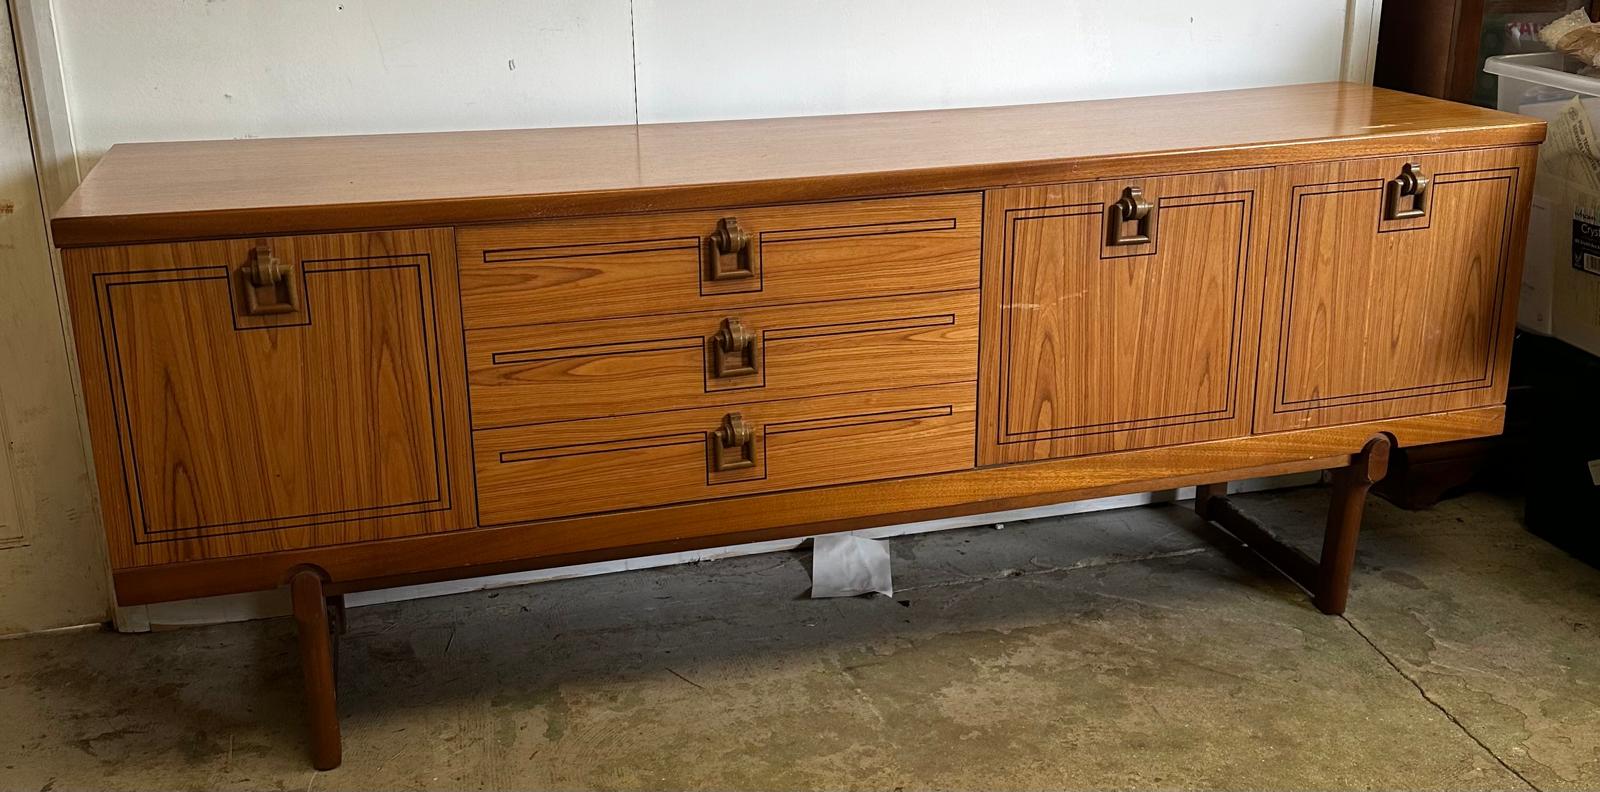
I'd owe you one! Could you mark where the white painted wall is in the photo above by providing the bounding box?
[51,0,1353,169]
[52,0,637,171]
[5,0,1372,632]
[633,0,1350,122]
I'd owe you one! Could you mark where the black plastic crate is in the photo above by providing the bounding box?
[1514,333,1600,567]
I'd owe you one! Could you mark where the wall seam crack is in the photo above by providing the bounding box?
[628,0,639,126]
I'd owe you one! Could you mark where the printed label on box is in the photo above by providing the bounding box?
[1575,205,1600,276]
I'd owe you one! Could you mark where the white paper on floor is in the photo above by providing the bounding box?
[810,534,893,598]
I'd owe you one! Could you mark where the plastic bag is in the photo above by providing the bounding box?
[1541,10,1600,68]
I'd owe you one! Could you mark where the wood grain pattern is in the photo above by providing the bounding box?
[474,383,976,525]
[111,405,1507,605]
[51,84,1544,247]
[456,193,980,328]
[466,291,978,428]
[49,85,1549,770]
[1254,147,1536,433]
[62,230,475,568]
[980,169,1268,463]
[50,87,1543,615]
[291,570,340,770]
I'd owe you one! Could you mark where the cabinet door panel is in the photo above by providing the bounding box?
[1255,147,1534,433]
[979,170,1267,464]
[108,270,439,532]
[64,230,475,568]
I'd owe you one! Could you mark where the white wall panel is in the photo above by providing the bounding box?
[634,0,1350,123]
[52,0,638,169]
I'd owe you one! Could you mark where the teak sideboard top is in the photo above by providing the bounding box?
[52,82,1542,246]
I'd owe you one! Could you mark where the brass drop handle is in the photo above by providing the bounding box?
[711,217,750,255]
[707,217,756,281]
[708,412,757,472]
[237,246,301,315]
[1384,162,1430,221]
[711,317,759,378]
[1106,186,1154,246]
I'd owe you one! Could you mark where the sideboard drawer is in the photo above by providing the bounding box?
[473,383,975,525]
[1254,147,1534,433]
[465,291,978,428]
[457,193,981,328]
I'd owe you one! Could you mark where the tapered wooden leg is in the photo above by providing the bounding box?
[1192,435,1393,615]
[1312,436,1391,615]
[1193,483,1225,519]
[327,593,346,689]
[291,570,342,771]
[329,594,347,636]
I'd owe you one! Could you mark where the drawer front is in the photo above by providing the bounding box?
[979,169,1267,464]
[474,384,976,525]
[62,229,476,568]
[1255,147,1535,433]
[466,291,978,428]
[457,193,981,328]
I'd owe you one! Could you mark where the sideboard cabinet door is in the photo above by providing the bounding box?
[1254,148,1535,433]
[979,170,1267,465]
[63,230,475,568]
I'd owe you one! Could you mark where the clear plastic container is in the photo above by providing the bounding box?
[1486,51,1600,110]
[1485,52,1600,352]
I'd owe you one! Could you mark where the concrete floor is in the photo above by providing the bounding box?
[1,486,1597,791]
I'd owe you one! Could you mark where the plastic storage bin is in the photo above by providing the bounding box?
[1485,52,1600,355]
[1488,51,1600,114]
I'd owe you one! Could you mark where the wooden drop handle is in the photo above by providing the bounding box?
[238,246,301,316]
[711,317,759,378]
[707,217,756,281]
[1384,162,1429,222]
[1106,186,1154,246]
[708,412,756,472]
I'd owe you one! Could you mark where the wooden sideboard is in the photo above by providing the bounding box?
[50,83,1544,769]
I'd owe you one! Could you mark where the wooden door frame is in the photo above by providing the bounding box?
[1343,0,1387,83]
[6,0,143,631]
